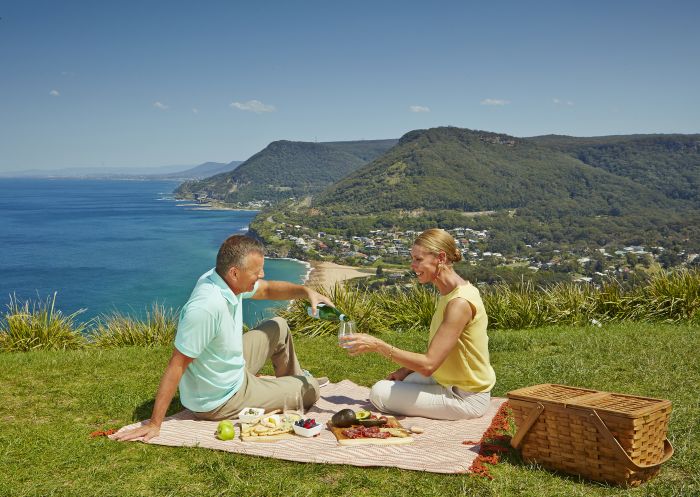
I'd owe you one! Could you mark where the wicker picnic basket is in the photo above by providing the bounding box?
[507,384,673,486]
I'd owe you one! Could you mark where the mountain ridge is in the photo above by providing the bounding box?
[175,138,397,203]
[253,126,699,252]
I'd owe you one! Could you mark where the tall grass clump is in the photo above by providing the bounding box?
[281,268,699,335]
[372,284,438,333]
[280,283,389,337]
[483,268,700,329]
[91,303,178,348]
[0,293,88,352]
[484,280,598,329]
[640,267,700,322]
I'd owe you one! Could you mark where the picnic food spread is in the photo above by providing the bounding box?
[217,407,419,445]
[328,408,415,446]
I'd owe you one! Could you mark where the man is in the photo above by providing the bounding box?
[115,234,332,442]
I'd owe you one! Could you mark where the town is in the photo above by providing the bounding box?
[258,221,699,285]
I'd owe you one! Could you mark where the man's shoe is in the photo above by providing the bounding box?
[302,369,329,387]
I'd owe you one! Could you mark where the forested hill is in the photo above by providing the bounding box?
[268,127,699,250]
[529,133,700,204]
[313,127,682,215]
[174,139,397,204]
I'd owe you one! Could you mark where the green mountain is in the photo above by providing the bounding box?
[528,134,700,204]
[174,139,397,204]
[262,127,699,251]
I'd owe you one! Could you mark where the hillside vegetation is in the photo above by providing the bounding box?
[530,133,700,204]
[175,139,397,204]
[261,127,700,251]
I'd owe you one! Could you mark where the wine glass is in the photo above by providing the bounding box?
[338,320,356,348]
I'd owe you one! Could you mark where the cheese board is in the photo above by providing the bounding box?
[240,413,296,442]
[328,416,415,446]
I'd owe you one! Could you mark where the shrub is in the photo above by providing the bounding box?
[281,268,700,335]
[91,304,178,348]
[0,293,88,352]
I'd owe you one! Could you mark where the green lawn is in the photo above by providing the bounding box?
[1,322,698,496]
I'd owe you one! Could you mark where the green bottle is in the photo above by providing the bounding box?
[307,303,349,321]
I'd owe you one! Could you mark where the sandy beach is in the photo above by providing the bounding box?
[306,261,374,290]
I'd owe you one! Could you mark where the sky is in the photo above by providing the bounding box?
[1,0,699,171]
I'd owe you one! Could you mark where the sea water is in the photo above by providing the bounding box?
[0,178,308,327]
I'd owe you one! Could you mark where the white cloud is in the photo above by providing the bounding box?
[153,101,169,110]
[553,98,574,106]
[49,89,60,97]
[192,107,199,114]
[481,98,510,106]
[230,99,276,113]
[409,105,430,113]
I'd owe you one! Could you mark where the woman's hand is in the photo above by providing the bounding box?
[341,333,385,357]
[386,367,412,381]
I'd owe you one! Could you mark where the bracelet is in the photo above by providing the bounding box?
[388,345,395,361]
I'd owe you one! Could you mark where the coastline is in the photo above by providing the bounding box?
[267,257,371,291]
[305,261,373,291]
[273,257,313,284]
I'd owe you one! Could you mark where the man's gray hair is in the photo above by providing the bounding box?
[216,234,264,275]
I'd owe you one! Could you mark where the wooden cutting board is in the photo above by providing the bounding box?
[329,416,414,446]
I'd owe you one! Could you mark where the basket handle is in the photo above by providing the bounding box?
[510,402,545,449]
[589,410,674,470]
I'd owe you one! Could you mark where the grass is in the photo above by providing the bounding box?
[0,293,88,351]
[1,321,698,496]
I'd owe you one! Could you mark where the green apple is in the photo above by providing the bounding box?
[216,420,235,441]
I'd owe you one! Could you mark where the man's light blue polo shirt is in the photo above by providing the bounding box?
[174,268,258,412]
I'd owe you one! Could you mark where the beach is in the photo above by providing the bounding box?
[306,261,374,290]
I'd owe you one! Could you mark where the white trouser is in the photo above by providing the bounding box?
[369,372,491,420]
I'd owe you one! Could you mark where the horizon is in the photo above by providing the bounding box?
[1,0,699,172]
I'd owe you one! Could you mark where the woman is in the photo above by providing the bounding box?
[342,228,495,420]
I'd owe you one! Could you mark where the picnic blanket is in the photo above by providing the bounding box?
[112,380,507,474]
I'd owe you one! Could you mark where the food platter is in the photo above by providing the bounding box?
[240,414,296,442]
[328,416,415,446]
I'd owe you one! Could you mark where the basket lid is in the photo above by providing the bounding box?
[507,384,671,418]
[508,383,599,403]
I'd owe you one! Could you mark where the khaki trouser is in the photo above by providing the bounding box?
[194,317,320,421]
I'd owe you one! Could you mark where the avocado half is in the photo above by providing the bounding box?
[331,409,356,428]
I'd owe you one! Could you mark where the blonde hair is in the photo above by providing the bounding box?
[413,228,462,264]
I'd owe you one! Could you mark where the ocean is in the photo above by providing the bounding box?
[0,178,308,327]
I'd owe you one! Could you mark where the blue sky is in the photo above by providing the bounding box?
[1,0,699,171]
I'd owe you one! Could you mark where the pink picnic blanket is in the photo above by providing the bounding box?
[113,380,507,474]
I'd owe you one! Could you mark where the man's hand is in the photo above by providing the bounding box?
[386,367,412,381]
[306,288,334,317]
[112,421,161,442]
[112,349,192,443]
